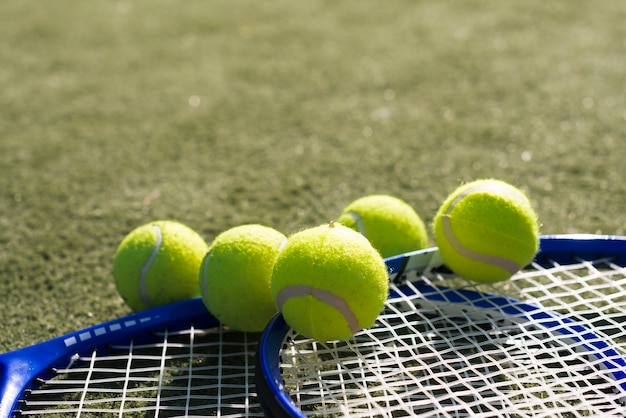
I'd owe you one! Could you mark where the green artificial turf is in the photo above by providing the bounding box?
[1,0,625,352]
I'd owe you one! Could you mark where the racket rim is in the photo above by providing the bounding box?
[0,297,219,418]
[256,234,626,417]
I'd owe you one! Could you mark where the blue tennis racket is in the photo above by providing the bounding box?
[256,235,626,417]
[0,298,264,417]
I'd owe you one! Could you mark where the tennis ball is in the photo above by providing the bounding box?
[199,224,286,332]
[433,179,540,283]
[271,222,389,342]
[337,194,428,258]
[113,220,209,311]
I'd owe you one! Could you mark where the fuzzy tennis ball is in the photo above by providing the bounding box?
[199,224,286,332]
[337,194,428,258]
[433,179,540,283]
[271,222,389,342]
[113,220,209,311]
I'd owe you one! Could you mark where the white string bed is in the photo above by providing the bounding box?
[18,326,264,417]
[277,257,626,417]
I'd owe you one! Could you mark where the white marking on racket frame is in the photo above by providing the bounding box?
[63,337,78,347]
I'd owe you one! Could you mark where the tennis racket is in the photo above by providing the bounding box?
[256,234,626,417]
[0,297,264,417]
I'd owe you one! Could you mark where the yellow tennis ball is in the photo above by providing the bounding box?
[113,220,209,311]
[199,224,286,332]
[271,222,389,342]
[433,179,540,283]
[337,194,428,258]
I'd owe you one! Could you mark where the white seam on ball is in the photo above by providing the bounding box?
[200,251,211,304]
[445,184,527,217]
[443,184,526,274]
[345,211,366,236]
[276,285,361,333]
[277,238,288,253]
[442,215,520,274]
[139,224,163,308]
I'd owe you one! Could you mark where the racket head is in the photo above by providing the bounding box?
[256,235,626,417]
[0,298,263,417]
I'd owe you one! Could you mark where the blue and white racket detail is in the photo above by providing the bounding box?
[257,235,626,417]
[0,298,264,417]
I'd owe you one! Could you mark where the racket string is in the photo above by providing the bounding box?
[16,326,265,417]
[278,258,626,416]
[153,327,169,417]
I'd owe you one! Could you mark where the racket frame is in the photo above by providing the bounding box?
[256,234,626,418]
[0,297,216,417]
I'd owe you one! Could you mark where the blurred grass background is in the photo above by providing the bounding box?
[1,0,625,352]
